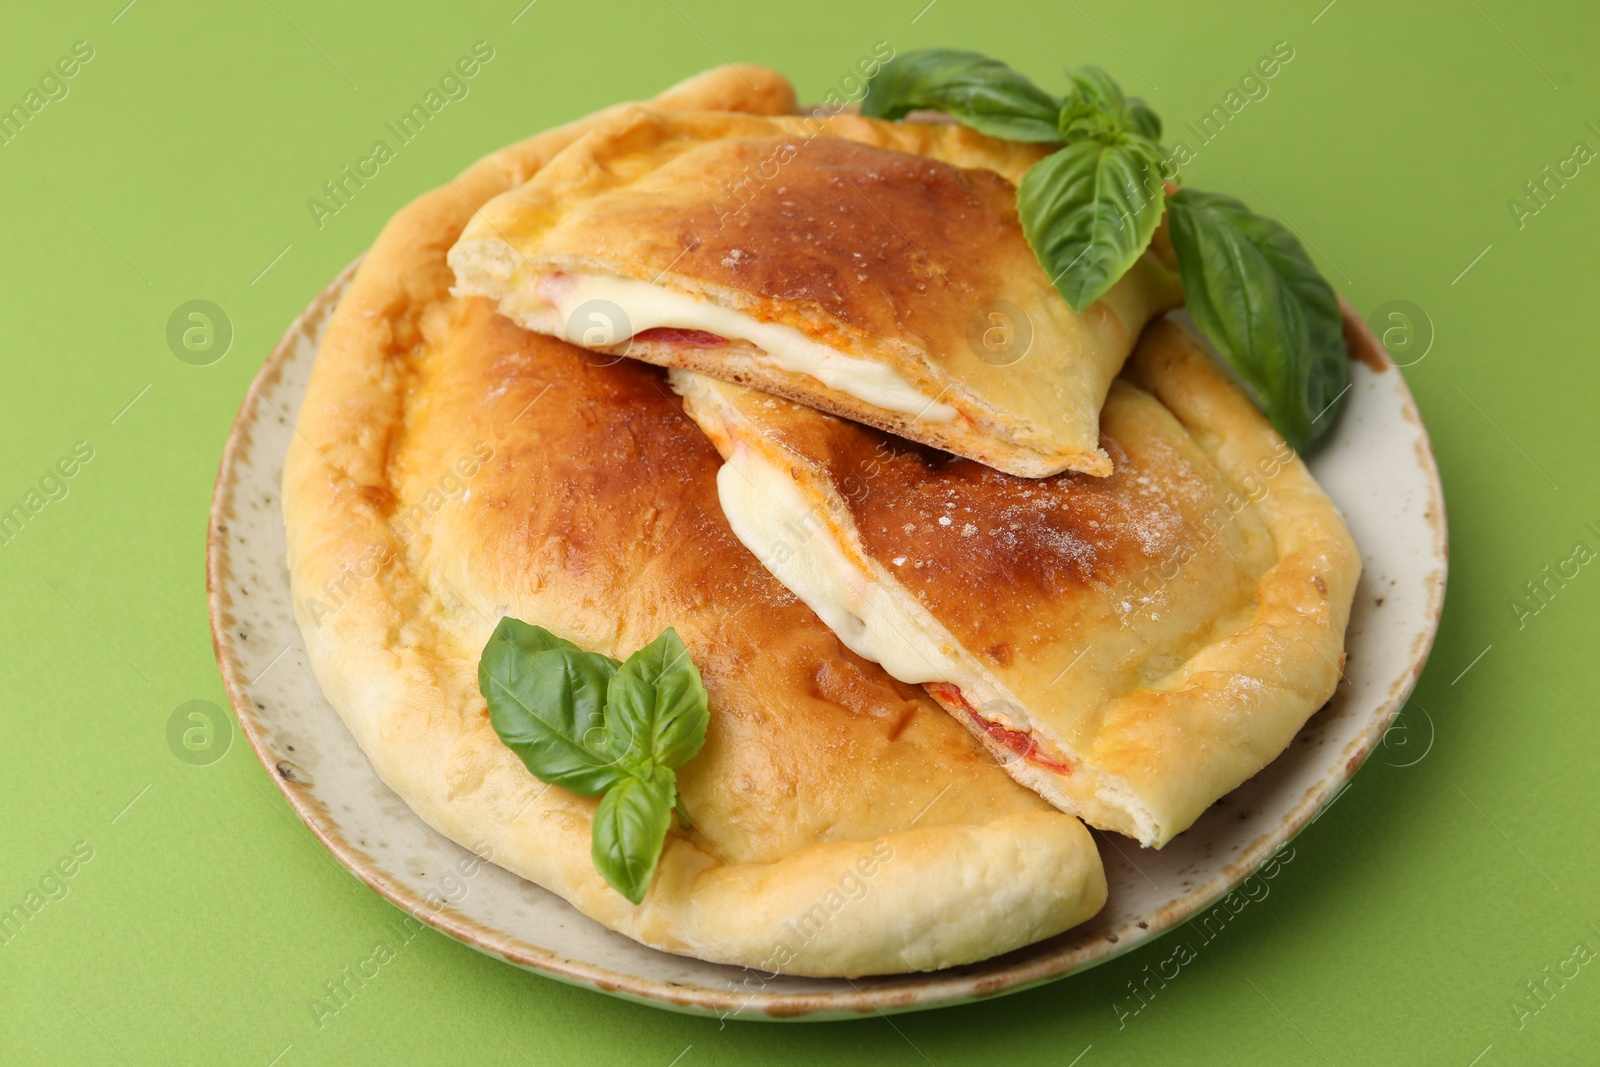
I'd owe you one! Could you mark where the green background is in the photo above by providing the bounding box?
[3,0,1597,1063]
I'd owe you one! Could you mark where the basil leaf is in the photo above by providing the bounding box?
[604,628,709,774]
[1058,65,1161,143]
[1123,99,1162,143]
[861,49,1063,144]
[480,617,711,904]
[1166,187,1348,451]
[591,771,675,905]
[479,618,624,796]
[1018,136,1167,312]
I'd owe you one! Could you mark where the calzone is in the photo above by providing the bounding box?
[675,318,1361,847]
[449,106,1181,478]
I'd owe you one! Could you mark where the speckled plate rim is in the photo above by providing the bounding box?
[208,259,1447,1021]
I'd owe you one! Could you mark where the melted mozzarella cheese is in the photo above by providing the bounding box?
[541,274,956,421]
[717,440,976,688]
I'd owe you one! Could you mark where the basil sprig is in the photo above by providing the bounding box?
[478,617,709,904]
[863,49,1348,449]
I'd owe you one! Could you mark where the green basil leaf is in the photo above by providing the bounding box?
[591,771,674,905]
[479,618,625,797]
[1123,99,1162,142]
[1165,187,1348,451]
[1058,65,1160,142]
[480,618,711,904]
[604,627,709,774]
[1017,135,1167,312]
[861,49,1063,144]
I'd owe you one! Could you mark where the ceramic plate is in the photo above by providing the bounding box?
[207,260,1446,1020]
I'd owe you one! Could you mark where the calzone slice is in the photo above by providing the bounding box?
[284,65,1105,978]
[449,106,1180,478]
[675,318,1361,847]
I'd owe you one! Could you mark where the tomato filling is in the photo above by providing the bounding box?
[633,327,728,347]
[926,682,1071,775]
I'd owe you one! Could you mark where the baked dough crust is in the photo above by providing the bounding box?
[449,106,1181,478]
[283,65,1104,978]
[676,318,1361,847]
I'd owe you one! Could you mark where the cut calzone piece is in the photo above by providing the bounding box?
[675,318,1361,848]
[449,106,1181,478]
[283,65,1106,978]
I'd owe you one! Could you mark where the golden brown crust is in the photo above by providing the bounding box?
[450,107,1182,478]
[677,317,1361,846]
[283,65,1105,977]
[718,375,1273,655]
[526,133,1033,344]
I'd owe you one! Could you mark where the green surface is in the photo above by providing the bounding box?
[3,0,1596,1063]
